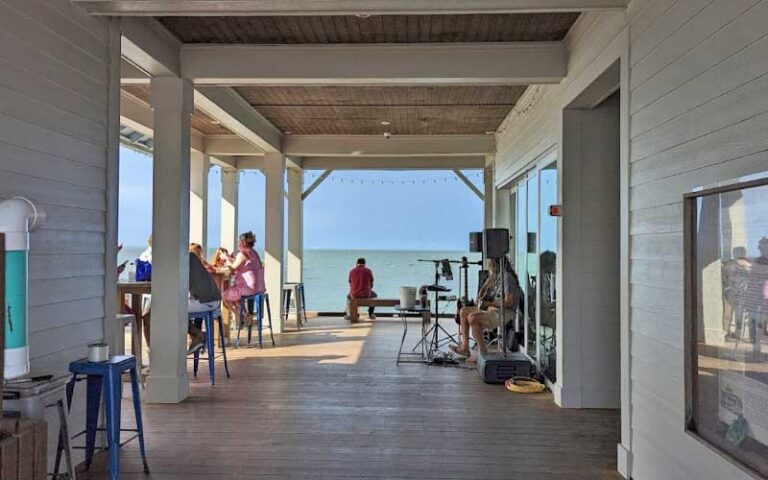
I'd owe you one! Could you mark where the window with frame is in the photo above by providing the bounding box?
[685,176,768,477]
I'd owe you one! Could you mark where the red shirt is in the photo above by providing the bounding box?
[349,265,374,298]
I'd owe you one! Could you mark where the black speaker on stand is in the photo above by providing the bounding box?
[477,228,533,383]
[469,232,483,253]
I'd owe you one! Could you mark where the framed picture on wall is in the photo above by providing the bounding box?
[684,174,768,477]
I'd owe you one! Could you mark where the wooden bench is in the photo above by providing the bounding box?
[347,298,398,322]
[347,298,429,322]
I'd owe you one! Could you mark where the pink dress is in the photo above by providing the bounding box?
[223,249,265,302]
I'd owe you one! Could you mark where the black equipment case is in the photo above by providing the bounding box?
[477,351,532,384]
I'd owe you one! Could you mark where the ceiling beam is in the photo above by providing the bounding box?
[74,0,627,15]
[120,17,180,77]
[194,87,282,154]
[182,43,566,85]
[301,156,485,170]
[121,58,150,84]
[203,135,262,156]
[284,135,495,157]
[120,92,205,152]
[210,156,237,169]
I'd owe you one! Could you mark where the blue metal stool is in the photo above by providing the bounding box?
[188,306,231,385]
[236,292,275,348]
[61,355,149,480]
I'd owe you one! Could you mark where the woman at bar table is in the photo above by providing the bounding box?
[218,231,265,326]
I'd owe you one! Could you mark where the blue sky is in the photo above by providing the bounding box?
[118,146,484,250]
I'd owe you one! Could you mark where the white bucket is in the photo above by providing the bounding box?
[399,287,417,310]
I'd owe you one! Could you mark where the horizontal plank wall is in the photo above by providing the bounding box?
[494,1,768,479]
[0,0,111,468]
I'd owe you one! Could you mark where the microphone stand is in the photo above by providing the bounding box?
[416,259,458,362]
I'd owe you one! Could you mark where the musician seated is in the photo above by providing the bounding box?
[450,257,521,363]
[345,257,377,321]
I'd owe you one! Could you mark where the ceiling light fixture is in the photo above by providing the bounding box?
[356,13,372,18]
[380,121,391,126]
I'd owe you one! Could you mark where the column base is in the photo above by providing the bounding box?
[145,373,189,404]
[617,443,633,479]
[553,382,582,408]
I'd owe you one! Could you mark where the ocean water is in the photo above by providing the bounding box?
[119,247,482,312]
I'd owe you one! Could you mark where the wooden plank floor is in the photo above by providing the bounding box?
[93,317,621,479]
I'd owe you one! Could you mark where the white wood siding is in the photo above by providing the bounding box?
[495,1,768,478]
[0,0,112,468]
[0,0,109,372]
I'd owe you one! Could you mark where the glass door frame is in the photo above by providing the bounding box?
[509,150,559,373]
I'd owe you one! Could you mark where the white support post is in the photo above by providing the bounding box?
[264,153,286,332]
[190,151,210,251]
[104,19,121,352]
[484,166,494,228]
[146,76,193,404]
[220,167,239,252]
[287,167,304,283]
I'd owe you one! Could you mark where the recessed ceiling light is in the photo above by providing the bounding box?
[485,130,496,135]
[283,130,292,135]
[380,121,391,126]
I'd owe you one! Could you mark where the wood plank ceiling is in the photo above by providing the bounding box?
[157,13,580,44]
[155,13,580,135]
[235,86,527,135]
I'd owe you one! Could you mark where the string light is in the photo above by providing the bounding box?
[209,169,484,186]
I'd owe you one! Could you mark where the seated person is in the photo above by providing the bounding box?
[346,258,377,321]
[209,246,233,294]
[189,243,216,273]
[218,232,266,326]
[188,249,222,353]
[450,257,521,363]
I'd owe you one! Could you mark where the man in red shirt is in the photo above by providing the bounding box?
[346,258,377,320]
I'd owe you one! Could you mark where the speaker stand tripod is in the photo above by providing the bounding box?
[413,260,458,362]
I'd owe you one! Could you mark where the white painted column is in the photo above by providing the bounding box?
[190,151,210,251]
[287,167,304,283]
[146,76,192,404]
[484,165,494,228]
[264,153,285,332]
[220,167,239,252]
[103,19,121,351]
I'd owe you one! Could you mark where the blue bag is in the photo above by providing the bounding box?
[136,259,152,281]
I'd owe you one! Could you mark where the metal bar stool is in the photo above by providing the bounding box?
[115,313,145,389]
[236,292,275,348]
[60,355,149,480]
[188,306,231,385]
[282,283,308,330]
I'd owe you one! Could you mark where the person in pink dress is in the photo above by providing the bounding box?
[218,231,265,325]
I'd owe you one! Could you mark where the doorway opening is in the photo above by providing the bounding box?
[559,61,621,408]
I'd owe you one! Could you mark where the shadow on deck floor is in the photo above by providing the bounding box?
[84,317,621,479]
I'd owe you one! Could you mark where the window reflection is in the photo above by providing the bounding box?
[690,180,768,476]
[539,163,557,382]
[526,173,538,361]
[517,182,528,353]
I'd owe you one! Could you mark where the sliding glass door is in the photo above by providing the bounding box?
[511,158,559,383]
[525,173,539,361]
[538,162,558,382]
